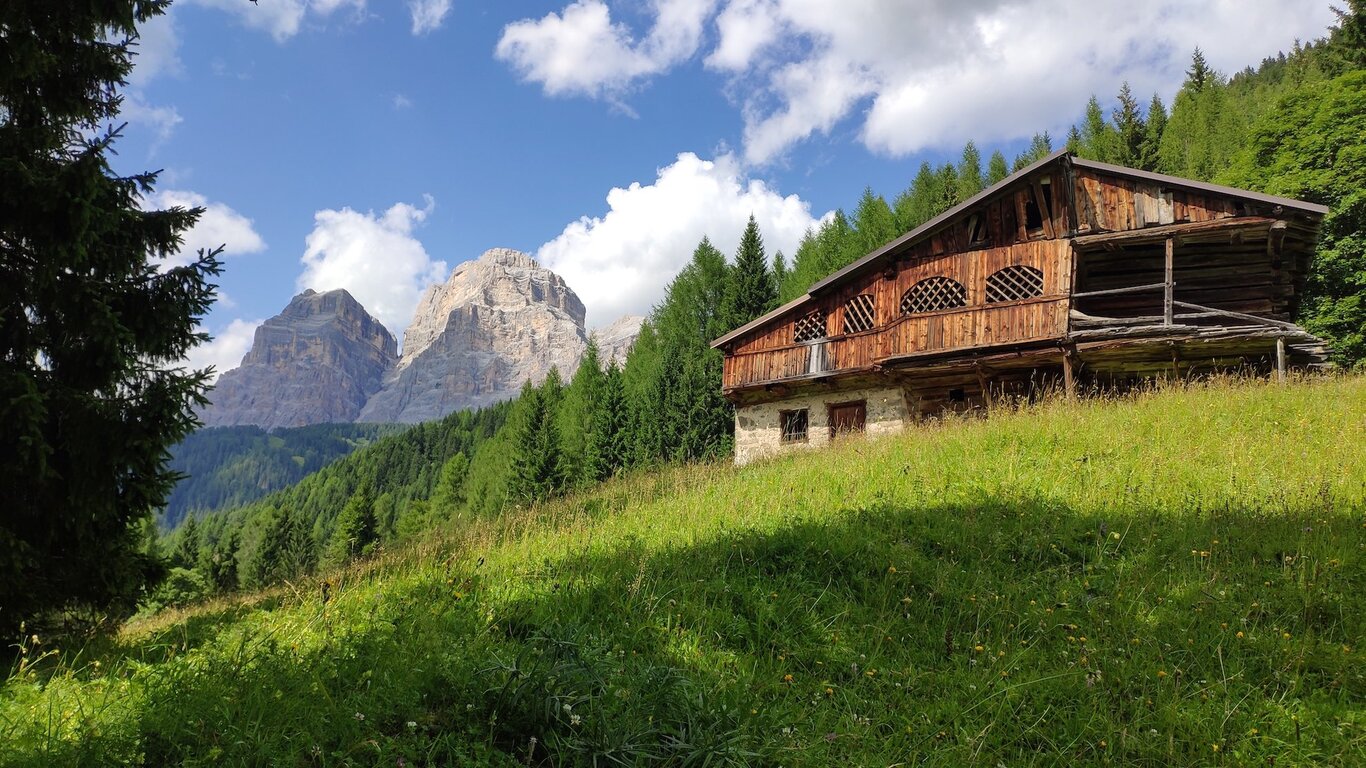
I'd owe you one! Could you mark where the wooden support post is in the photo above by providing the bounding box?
[974,362,991,412]
[1163,236,1174,326]
[1062,349,1077,400]
[1276,337,1287,384]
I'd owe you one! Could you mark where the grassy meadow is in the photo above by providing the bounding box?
[3,375,1364,766]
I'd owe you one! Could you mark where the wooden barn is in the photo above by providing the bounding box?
[710,151,1331,465]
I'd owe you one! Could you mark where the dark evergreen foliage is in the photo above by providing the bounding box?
[0,0,222,632]
[721,216,778,328]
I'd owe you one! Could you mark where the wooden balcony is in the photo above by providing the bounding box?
[721,297,1070,391]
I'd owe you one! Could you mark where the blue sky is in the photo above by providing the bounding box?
[113,0,1338,374]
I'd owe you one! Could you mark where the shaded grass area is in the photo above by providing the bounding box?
[2,376,1364,767]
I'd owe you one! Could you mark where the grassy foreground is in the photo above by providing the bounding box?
[3,376,1364,767]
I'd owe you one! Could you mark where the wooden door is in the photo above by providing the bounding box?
[829,401,867,438]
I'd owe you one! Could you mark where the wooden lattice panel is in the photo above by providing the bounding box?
[793,310,826,343]
[901,277,967,315]
[841,293,876,334]
[985,265,1044,303]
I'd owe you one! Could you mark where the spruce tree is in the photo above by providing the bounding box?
[509,374,566,504]
[585,362,628,481]
[327,483,378,565]
[935,163,960,215]
[1,0,223,631]
[1140,94,1168,171]
[986,151,1010,185]
[851,188,898,259]
[1080,95,1119,162]
[1112,82,1146,166]
[771,250,789,296]
[956,141,984,201]
[721,216,776,330]
[173,516,202,571]
[1187,47,1212,91]
[558,340,606,485]
[430,452,468,514]
[894,162,942,232]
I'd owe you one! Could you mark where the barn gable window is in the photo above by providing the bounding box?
[793,310,826,343]
[841,293,876,334]
[901,277,968,315]
[780,409,809,443]
[967,213,988,245]
[985,265,1045,303]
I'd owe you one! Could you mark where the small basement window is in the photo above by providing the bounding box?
[793,310,827,343]
[780,409,809,443]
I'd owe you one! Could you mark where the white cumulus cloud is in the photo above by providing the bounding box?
[185,0,365,42]
[127,10,183,87]
[186,317,262,381]
[536,152,826,329]
[296,197,448,337]
[409,0,452,35]
[499,0,1339,165]
[146,190,267,269]
[495,0,716,101]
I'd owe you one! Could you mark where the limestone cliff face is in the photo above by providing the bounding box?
[357,248,588,423]
[199,289,397,430]
[593,314,644,368]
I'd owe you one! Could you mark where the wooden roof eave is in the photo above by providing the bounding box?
[1068,157,1331,217]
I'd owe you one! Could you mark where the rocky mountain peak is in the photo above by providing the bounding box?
[357,248,589,424]
[199,288,397,430]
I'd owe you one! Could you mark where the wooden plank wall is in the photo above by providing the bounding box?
[1073,168,1239,234]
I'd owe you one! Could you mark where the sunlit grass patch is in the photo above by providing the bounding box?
[3,374,1364,766]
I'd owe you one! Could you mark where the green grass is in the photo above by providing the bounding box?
[3,375,1364,767]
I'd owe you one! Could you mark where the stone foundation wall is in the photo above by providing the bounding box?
[733,385,909,466]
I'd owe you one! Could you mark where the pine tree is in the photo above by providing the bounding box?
[205,527,240,593]
[851,188,898,258]
[327,483,378,565]
[431,452,468,513]
[1140,93,1168,171]
[1112,82,1146,166]
[1326,1,1366,73]
[1079,95,1120,162]
[173,516,202,571]
[771,250,789,296]
[894,162,942,232]
[585,361,628,481]
[558,340,606,485]
[1065,125,1084,153]
[956,141,984,201]
[1187,47,1212,91]
[935,163,960,214]
[721,216,776,330]
[1013,132,1053,170]
[986,151,1010,184]
[509,374,566,504]
[252,507,317,586]
[0,0,223,631]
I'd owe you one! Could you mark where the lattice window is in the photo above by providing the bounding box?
[842,293,876,334]
[985,265,1044,303]
[780,410,808,443]
[793,310,826,343]
[901,277,967,315]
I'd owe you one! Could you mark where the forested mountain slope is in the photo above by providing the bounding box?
[161,423,401,529]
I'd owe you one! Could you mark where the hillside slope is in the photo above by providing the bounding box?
[4,376,1364,767]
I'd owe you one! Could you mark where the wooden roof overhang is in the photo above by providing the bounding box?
[710,153,1329,354]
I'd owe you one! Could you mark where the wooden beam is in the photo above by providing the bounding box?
[1071,282,1168,299]
[1171,300,1302,331]
[1163,236,1174,326]
[1071,216,1278,250]
[1061,348,1076,400]
[1276,337,1287,384]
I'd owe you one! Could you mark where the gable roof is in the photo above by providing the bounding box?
[711,151,1328,350]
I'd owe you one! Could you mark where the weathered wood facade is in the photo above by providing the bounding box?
[712,152,1330,464]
